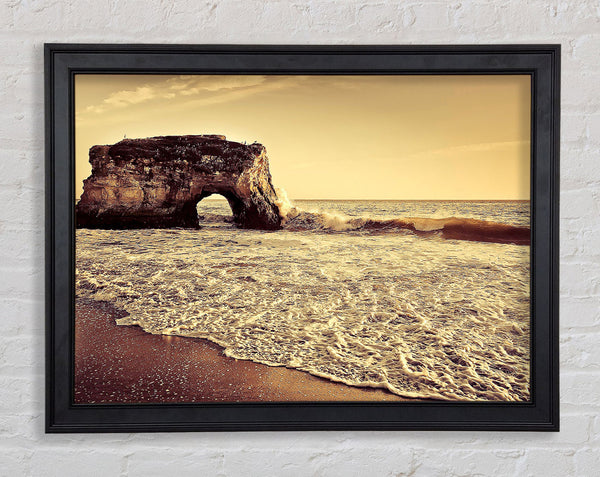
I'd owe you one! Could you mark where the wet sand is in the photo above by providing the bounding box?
[74,298,412,403]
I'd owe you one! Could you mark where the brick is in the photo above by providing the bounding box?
[216,3,263,36]
[308,2,357,29]
[153,2,221,38]
[499,1,600,36]
[561,296,600,327]
[592,415,600,445]
[521,449,577,476]
[575,448,600,476]
[0,412,42,443]
[127,450,223,477]
[1,298,44,336]
[560,218,585,258]
[561,189,599,220]
[12,0,68,32]
[0,149,43,189]
[7,70,44,106]
[562,219,600,262]
[0,229,43,263]
[0,268,44,301]
[407,3,454,32]
[560,146,600,189]
[0,335,43,376]
[564,34,600,73]
[31,450,123,477]
[311,448,414,477]
[0,39,35,68]
[556,414,592,445]
[413,449,522,477]
[561,332,600,369]
[562,70,600,109]
[453,3,502,34]
[560,263,600,299]
[64,1,121,31]
[356,3,403,33]
[93,1,166,32]
[562,113,588,144]
[0,188,44,229]
[582,227,600,257]
[222,449,320,477]
[0,377,38,413]
[587,114,600,146]
[562,372,600,407]
[0,449,32,477]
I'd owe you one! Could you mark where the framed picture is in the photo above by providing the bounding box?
[45,44,559,432]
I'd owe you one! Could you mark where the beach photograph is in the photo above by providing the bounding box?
[74,73,531,404]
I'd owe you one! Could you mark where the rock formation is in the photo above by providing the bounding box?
[76,135,282,230]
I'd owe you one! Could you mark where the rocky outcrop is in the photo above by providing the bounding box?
[76,135,282,230]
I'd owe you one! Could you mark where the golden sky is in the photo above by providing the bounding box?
[75,74,530,200]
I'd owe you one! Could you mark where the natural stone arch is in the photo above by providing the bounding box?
[76,135,282,230]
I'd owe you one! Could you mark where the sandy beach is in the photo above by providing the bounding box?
[74,298,411,403]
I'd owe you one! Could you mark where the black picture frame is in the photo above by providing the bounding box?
[45,44,560,433]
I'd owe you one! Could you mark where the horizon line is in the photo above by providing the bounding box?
[204,197,531,202]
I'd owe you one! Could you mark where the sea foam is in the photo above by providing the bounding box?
[77,199,531,401]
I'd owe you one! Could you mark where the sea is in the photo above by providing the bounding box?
[76,197,531,402]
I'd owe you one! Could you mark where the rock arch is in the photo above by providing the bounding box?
[76,135,282,230]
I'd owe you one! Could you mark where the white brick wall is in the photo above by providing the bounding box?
[1,1,598,475]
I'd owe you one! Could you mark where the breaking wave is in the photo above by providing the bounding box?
[275,192,530,246]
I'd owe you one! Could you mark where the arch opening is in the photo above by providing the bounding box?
[179,189,247,229]
[195,193,235,227]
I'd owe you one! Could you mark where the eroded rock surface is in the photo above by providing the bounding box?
[76,135,282,230]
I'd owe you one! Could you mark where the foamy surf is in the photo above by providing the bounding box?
[77,196,531,402]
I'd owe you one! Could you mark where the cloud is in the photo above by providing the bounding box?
[83,84,173,114]
[104,86,155,106]
[81,75,277,116]
[181,76,302,109]
[166,75,267,93]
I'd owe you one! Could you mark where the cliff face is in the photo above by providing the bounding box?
[76,135,282,230]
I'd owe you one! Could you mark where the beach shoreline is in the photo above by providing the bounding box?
[74,298,416,403]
